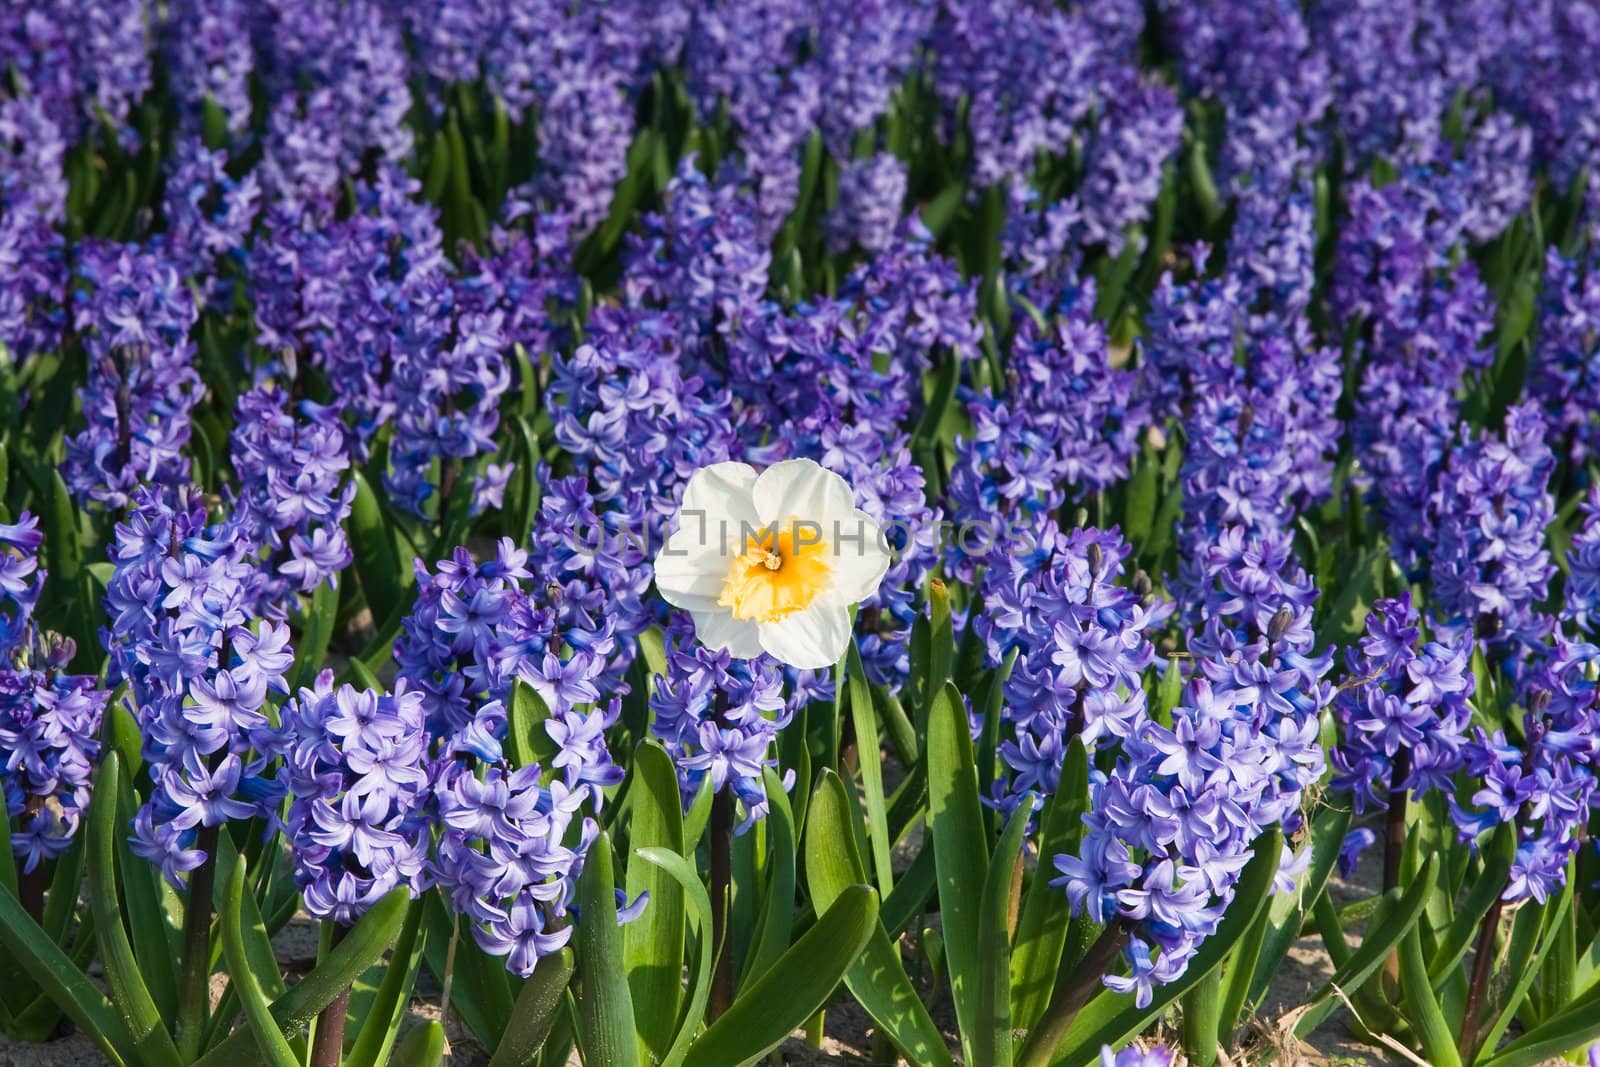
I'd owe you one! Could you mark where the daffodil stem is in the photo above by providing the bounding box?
[709,785,735,1021]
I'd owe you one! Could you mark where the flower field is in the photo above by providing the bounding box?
[4,1,1600,1065]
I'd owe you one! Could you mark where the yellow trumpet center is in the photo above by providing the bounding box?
[718,524,832,623]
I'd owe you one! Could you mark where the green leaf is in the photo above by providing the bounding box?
[682,886,878,1067]
[1293,853,1440,1039]
[194,888,408,1066]
[632,847,716,1067]
[206,833,283,1042]
[1480,985,1600,1067]
[574,832,640,1067]
[508,679,561,771]
[219,854,299,1067]
[1011,740,1089,1029]
[683,775,716,854]
[928,680,990,1061]
[804,771,954,1067]
[0,883,135,1066]
[1475,885,1573,1062]
[921,180,967,238]
[1428,823,1515,983]
[1400,922,1461,1067]
[623,742,686,1061]
[910,580,955,733]
[289,579,341,692]
[1123,444,1159,547]
[1052,828,1286,1067]
[344,899,426,1067]
[87,754,183,1067]
[112,779,180,1024]
[392,1020,446,1067]
[976,801,1032,1067]
[1247,803,1350,1008]
[742,767,798,989]
[349,472,405,624]
[489,949,575,1067]
[845,641,894,892]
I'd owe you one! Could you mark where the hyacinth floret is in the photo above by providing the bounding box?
[229,384,355,612]
[649,615,828,831]
[978,524,1170,811]
[279,675,431,923]
[397,538,630,974]
[0,514,106,872]
[1330,595,1473,816]
[105,488,291,888]
[63,243,203,510]
[1430,402,1557,649]
[1451,642,1600,905]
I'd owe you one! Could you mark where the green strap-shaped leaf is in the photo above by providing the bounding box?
[1012,740,1089,1029]
[507,679,561,770]
[623,742,686,1061]
[1479,981,1600,1067]
[344,898,426,1067]
[1053,828,1286,1067]
[1428,823,1515,984]
[349,471,405,624]
[1292,853,1440,1039]
[114,777,180,1023]
[683,886,879,1067]
[194,888,408,1066]
[632,847,715,1067]
[0,884,134,1066]
[1475,884,1573,1062]
[683,775,716,854]
[289,578,341,693]
[928,680,990,1062]
[87,755,183,1067]
[488,949,575,1067]
[574,832,640,1067]
[742,767,798,989]
[220,854,299,1067]
[392,1020,447,1066]
[846,641,894,892]
[805,771,954,1067]
[976,800,1033,1067]
[908,580,954,736]
[1246,802,1352,1007]
[1399,922,1461,1067]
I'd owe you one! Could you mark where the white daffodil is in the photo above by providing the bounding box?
[652,458,892,669]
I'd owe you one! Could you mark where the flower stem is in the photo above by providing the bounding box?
[709,784,735,1021]
[1459,897,1505,1061]
[1381,747,1410,988]
[310,923,351,1067]
[176,824,221,1061]
[1017,917,1130,1067]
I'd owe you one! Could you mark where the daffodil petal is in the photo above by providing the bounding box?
[654,461,761,608]
[824,507,893,603]
[691,609,764,659]
[752,458,858,529]
[758,600,852,669]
